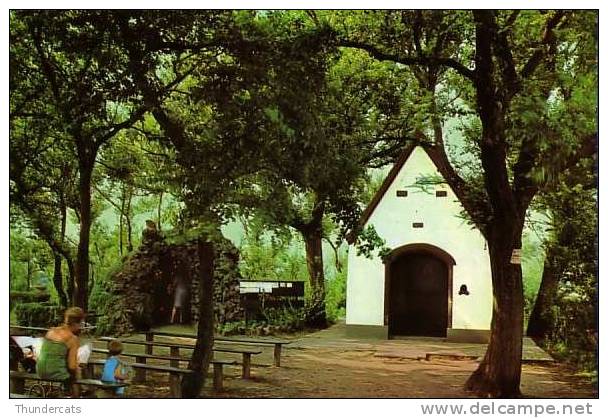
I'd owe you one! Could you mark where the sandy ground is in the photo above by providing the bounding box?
[99,323,596,399]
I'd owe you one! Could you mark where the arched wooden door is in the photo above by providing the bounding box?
[387,250,451,337]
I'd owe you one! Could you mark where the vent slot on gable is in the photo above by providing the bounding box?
[412,222,424,228]
[396,190,408,197]
[436,190,447,197]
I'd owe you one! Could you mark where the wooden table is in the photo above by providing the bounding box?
[142,330,291,367]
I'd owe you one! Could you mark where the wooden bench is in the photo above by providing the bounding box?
[9,371,64,395]
[93,347,185,366]
[215,336,290,367]
[9,370,128,398]
[10,324,96,336]
[10,393,39,398]
[86,358,234,394]
[9,325,48,335]
[143,331,291,367]
[97,338,262,378]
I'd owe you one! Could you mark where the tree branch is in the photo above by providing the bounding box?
[520,11,569,80]
[324,236,343,273]
[338,39,476,81]
[30,23,62,108]
[92,184,123,213]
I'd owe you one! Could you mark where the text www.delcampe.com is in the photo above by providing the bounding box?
[420,402,593,417]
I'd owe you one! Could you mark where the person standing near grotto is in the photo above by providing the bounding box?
[171,267,188,324]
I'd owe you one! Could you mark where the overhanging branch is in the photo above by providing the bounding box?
[338,39,476,81]
[520,11,569,80]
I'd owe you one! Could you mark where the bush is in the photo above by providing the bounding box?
[217,306,306,336]
[325,269,347,322]
[545,277,597,372]
[262,306,306,331]
[14,302,62,328]
[9,290,51,312]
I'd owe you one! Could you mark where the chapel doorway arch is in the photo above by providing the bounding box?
[384,244,454,337]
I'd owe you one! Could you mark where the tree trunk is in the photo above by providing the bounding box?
[465,223,525,398]
[26,259,31,290]
[59,199,75,306]
[74,156,93,310]
[462,11,529,397]
[527,245,560,339]
[126,185,133,253]
[157,191,163,232]
[64,254,76,306]
[180,240,215,398]
[302,224,327,328]
[52,251,68,308]
[119,185,125,256]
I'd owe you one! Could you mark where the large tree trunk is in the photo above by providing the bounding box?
[180,240,215,398]
[463,11,528,397]
[301,221,327,328]
[527,243,560,339]
[64,254,76,306]
[59,199,75,306]
[119,185,125,256]
[26,259,31,290]
[466,221,525,398]
[157,191,163,231]
[74,156,93,310]
[52,251,68,308]
[126,185,133,252]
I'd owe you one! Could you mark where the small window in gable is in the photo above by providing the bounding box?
[412,222,424,228]
[396,190,408,197]
[436,190,447,197]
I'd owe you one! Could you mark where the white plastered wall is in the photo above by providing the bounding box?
[346,146,493,331]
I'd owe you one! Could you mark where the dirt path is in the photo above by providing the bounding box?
[119,325,596,398]
[200,347,595,398]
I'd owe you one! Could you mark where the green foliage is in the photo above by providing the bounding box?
[10,228,54,289]
[239,231,308,282]
[217,307,306,336]
[546,277,597,372]
[543,188,596,372]
[88,258,125,318]
[261,306,307,330]
[10,290,51,312]
[9,13,597,388]
[14,303,62,328]
[94,294,131,337]
[354,225,391,260]
[325,267,347,321]
[521,229,546,300]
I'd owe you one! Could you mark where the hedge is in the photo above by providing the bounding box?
[14,302,62,328]
[9,290,51,312]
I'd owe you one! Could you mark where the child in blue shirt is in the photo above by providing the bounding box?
[101,339,128,396]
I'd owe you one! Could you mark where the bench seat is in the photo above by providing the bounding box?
[94,343,261,378]
[9,371,128,398]
[140,331,291,367]
[86,358,236,394]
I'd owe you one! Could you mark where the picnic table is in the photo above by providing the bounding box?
[96,337,261,379]
[143,330,291,367]
[86,358,235,394]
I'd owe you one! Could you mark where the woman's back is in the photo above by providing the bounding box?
[36,327,73,381]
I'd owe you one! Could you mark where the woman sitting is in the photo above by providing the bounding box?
[36,307,85,396]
